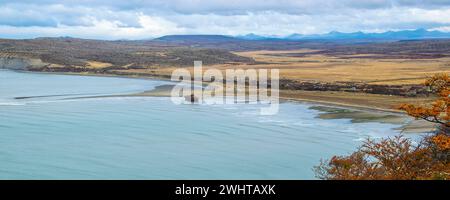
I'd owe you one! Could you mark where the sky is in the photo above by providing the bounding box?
[1,0,450,40]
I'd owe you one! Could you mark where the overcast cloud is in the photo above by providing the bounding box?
[0,0,450,39]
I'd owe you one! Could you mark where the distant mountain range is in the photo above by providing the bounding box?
[150,29,450,50]
[19,28,450,43]
[155,34,239,42]
[154,29,450,44]
[235,29,450,41]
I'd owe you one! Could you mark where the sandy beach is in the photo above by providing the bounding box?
[62,79,436,134]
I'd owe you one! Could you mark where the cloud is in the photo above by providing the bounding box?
[5,0,450,14]
[0,14,184,40]
[0,0,450,39]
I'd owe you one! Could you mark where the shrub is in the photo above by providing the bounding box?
[315,73,449,180]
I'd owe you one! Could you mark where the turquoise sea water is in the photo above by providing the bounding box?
[0,70,420,179]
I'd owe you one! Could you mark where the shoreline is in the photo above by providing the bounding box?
[280,96,402,114]
[4,69,436,133]
[71,84,435,134]
[13,69,433,114]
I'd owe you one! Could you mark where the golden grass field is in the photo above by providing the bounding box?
[79,49,449,112]
[105,49,450,85]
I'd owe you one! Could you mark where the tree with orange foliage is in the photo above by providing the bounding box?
[315,73,450,180]
[399,73,449,151]
[399,73,449,131]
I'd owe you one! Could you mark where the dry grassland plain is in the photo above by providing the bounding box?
[102,49,449,111]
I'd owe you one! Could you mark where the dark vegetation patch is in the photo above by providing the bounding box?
[0,37,255,68]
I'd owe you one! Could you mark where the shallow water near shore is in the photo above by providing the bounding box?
[0,70,423,179]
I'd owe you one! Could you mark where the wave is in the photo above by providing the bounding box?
[14,93,100,100]
[0,102,26,106]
